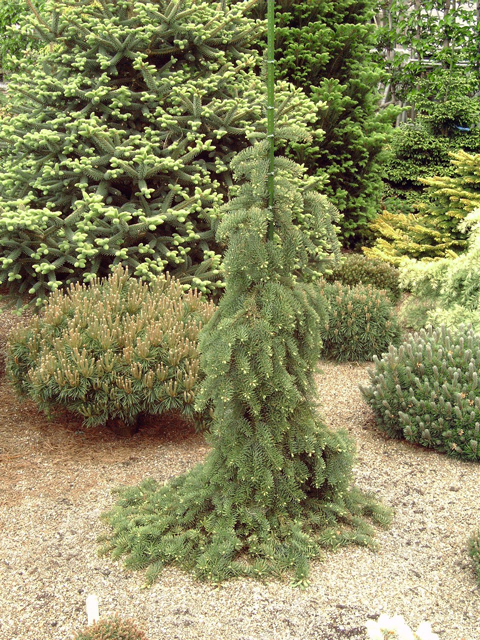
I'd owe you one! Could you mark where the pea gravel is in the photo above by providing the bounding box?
[0,360,479,640]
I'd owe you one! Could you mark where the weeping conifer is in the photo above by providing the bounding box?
[100,0,390,586]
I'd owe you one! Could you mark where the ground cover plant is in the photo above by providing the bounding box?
[469,530,480,588]
[74,617,149,640]
[7,266,214,432]
[361,325,480,462]
[320,282,401,363]
[0,0,322,303]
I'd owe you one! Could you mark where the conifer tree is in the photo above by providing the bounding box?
[100,1,390,585]
[250,0,396,246]
[0,0,319,301]
[365,150,480,264]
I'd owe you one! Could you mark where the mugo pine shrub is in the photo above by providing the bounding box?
[321,282,401,362]
[325,254,401,302]
[7,266,214,432]
[361,325,480,461]
[0,0,320,302]
[74,616,148,640]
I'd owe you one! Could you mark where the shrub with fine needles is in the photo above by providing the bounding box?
[321,281,402,362]
[7,265,214,430]
[361,324,480,461]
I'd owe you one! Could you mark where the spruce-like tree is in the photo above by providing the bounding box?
[100,4,391,583]
[0,0,318,301]
[100,137,391,585]
[250,0,396,246]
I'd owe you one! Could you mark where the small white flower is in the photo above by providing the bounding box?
[365,614,439,640]
[377,613,398,631]
[390,615,415,640]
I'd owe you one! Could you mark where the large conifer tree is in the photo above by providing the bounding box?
[0,0,319,301]
[100,1,390,585]
[252,0,395,246]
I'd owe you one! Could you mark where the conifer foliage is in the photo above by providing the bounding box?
[0,0,317,301]
[365,150,480,264]
[7,266,214,431]
[100,136,391,586]
[259,0,395,245]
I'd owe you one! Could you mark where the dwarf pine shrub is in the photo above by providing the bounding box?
[325,254,401,303]
[469,530,480,587]
[7,266,214,430]
[0,0,321,302]
[361,325,480,461]
[74,616,148,640]
[321,282,401,362]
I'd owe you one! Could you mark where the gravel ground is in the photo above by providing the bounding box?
[0,360,479,640]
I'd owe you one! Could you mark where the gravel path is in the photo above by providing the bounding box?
[0,361,479,640]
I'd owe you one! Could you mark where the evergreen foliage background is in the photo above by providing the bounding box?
[0,0,321,302]
[366,150,480,264]
[381,72,480,212]
[0,0,46,75]
[251,0,396,246]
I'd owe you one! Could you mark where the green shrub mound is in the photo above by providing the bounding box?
[74,616,148,640]
[360,325,480,461]
[7,266,214,430]
[321,282,401,362]
[469,530,480,588]
[0,0,320,302]
[325,254,401,302]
